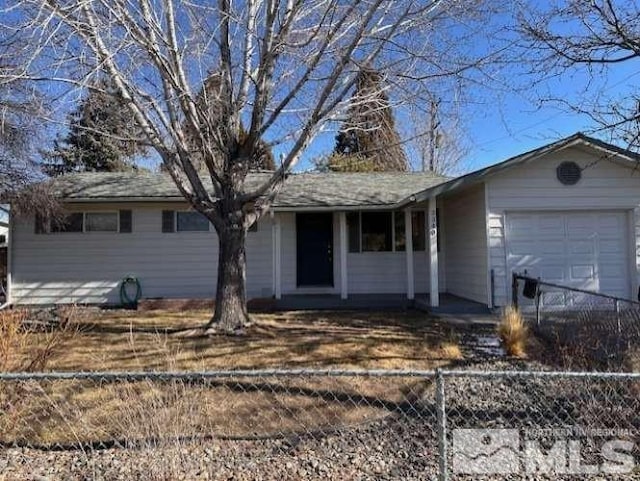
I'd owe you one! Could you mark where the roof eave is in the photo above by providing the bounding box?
[406,133,640,204]
[62,196,186,203]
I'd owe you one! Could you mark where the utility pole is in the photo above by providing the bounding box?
[426,98,441,172]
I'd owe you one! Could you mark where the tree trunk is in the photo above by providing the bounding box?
[206,224,250,334]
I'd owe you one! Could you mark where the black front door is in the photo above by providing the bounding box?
[296,213,334,287]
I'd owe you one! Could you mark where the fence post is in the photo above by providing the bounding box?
[614,299,621,335]
[436,369,448,481]
[511,273,519,310]
[535,285,541,326]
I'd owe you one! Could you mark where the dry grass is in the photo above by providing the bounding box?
[0,308,78,372]
[0,308,462,448]
[38,308,461,371]
[497,307,528,358]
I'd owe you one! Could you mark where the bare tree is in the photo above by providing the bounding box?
[0,30,60,220]
[517,0,640,148]
[405,96,469,175]
[7,0,497,332]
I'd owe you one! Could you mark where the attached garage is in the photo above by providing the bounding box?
[410,133,640,309]
[506,211,630,304]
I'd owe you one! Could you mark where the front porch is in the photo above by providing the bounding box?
[274,293,492,317]
[272,197,445,307]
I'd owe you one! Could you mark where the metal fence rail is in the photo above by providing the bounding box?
[1,368,640,480]
[512,273,640,367]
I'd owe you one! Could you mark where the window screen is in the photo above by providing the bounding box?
[347,212,360,252]
[119,210,132,233]
[412,211,426,251]
[162,210,175,233]
[394,212,406,251]
[51,213,84,233]
[86,212,118,232]
[361,212,392,251]
[177,211,210,232]
[394,211,426,251]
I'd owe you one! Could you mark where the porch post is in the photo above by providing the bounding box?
[339,211,348,299]
[271,212,282,300]
[428,197,439,307]
[404,209,414,300]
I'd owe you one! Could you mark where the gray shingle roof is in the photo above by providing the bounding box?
[52,171,448,208]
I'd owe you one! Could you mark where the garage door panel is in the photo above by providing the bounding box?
[570,265,595,280]
[538,241,566,255]
[600,262,626,277]
[539,266,565,281]
[597,214,625,232]
[508,240,539,256]
[538,215,565,233]
[569,240,595,255]
[507,211,630,305]
[600,239,625,254]
[509,241,565,256]
[507,216,535,238]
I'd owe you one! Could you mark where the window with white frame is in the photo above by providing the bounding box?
[49,212,84,233]
[85,212,119,232]
[177,211,210,232]
[39,211,130,234]
[161,210,210,233]
[347,211,427,253]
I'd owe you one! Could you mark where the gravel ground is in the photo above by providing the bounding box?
[3,359,640,480]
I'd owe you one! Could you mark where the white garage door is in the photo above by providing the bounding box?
[506,211,630,304]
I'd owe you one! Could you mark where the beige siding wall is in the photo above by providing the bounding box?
[487,146,640,306]
[441,184,488,304]
[346,251,431,294]
[12,203,273,305]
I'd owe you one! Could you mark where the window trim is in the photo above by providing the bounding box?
[48,212,85,234]
[360,211,393,252]
[44,211,121,234]
[38,210,133,235]
[347,210,427,253]
[84,211,120,233]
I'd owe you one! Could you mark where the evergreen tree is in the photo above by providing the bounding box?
[44,80,145,175]
[331,67,408,172]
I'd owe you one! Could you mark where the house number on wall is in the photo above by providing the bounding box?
[429,208,437,237]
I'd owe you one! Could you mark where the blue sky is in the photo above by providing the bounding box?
[32,1,640,176]
[460,64,640,171]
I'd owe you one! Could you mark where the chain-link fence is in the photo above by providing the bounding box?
[1,368,640,480]
[512,273,640,367]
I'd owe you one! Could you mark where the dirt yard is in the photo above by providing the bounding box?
[0,307,471,448]
[37,307,464,371]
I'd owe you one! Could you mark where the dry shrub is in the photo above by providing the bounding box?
[622,344,640,373]
[439,342,463,360]
[497,307,528,358]
[0,307,79,451]
[0,307,78,372]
